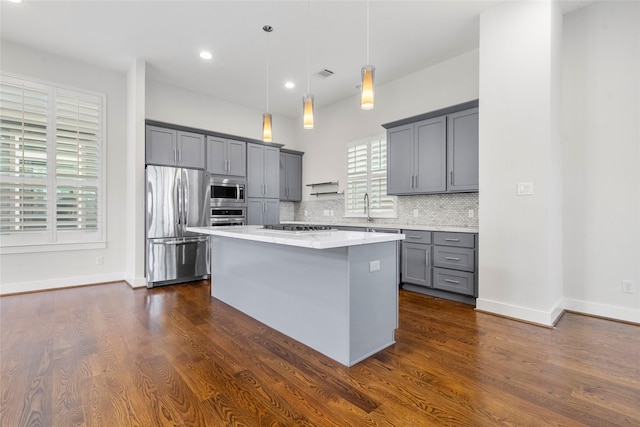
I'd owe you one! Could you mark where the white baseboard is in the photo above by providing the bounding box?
[564,298,640,324]
[0,272,126,295]
[124,275,148,288]
[475,297,565,327]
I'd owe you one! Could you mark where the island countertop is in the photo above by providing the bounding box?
[186,225,405,249]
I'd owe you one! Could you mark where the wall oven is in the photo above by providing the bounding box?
[211,207,246,227]
[210,178,245,207]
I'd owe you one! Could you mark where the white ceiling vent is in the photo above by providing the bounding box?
[315,69,334,79]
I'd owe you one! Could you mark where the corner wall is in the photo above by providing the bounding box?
[562,1,640,323]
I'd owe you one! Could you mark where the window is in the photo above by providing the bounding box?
[345,134,395,217]
[0,75,105,250]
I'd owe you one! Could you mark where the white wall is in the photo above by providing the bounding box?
[0,41,128,292]
[295,50,480,201]
[562,1,640,322]
[145,81,298,149]
[477,0,564,325]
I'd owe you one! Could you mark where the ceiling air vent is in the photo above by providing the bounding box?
[315,69,334,79]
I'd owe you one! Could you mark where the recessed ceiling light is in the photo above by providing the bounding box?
[284,81,295,89]
[199,51,213,60]
[8,0,23,3]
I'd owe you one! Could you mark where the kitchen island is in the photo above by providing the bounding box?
[187,225,405,366]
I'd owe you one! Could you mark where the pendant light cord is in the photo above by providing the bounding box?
[266,30,270,112]
[366,0,370,65]
[307,0,311,93]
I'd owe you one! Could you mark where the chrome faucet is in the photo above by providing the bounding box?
[363,192,372,222]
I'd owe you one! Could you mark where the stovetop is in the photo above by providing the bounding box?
[262,224,334,232]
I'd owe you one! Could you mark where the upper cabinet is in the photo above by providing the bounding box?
[206,136,246,177]
[247,143,279,199]
[146,125,205,169]
[279,150,303,201]
[384,101,478,195]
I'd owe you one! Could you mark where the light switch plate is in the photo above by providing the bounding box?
[369,260,380,272]
[517,182,534,196]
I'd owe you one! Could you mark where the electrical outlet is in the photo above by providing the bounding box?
[468,209,474,218]
[323,210,330,216]
[304,210,308,217]
[413,209,419,217]
[330,210,334,216]
[622,280,636,294]
[517,182,534,195]
[96,256,103,265]
[369,260,380,272]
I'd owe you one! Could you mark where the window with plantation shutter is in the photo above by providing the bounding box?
[345,135,395,217]
[0,75,105,250]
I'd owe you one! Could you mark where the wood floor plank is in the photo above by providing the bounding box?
[2,280,639,427]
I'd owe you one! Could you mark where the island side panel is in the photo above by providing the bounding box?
[348,242,398,365]
[210,236,350,365]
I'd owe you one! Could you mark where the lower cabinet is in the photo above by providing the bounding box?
[401,229,478,303]
[247,198,279,225]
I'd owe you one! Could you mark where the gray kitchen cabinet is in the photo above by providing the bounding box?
[402,242,432,288]
[447,107,479,192]
[384,101,478,195]
[401,229,478,302]
[247,143,279,198]
[387,117,446,194]
[146,125,205,169]
[279,150,303,201]
[247,198,279,225]
[206,136,246,177]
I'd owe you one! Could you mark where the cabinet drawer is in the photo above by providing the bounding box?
[402,230,431,244]
[433,231,475,248]
[433,246,474,272]
[433,268,475,296]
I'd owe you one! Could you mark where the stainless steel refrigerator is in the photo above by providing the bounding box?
[145,165,210,287]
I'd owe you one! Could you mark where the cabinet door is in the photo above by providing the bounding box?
[146,126,177,166]
[247,144,265,197]
[279,153,288,200]
[447,108,479,192]
[247,199,264,225]
[226,140,246,177]
[415,116,446,193]
[206,136,227,175]
[264,199,279,225]
[401,242,432,287]
[387,124,414,195]
[264,146,280,199]
[177,131,205,169]
[286,154,302,201]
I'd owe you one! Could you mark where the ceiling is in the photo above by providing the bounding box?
[1,0,593,119]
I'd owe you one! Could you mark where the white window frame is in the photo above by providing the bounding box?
[344,133,396,218]
[0,74,106,254]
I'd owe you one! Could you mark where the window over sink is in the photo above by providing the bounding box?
[345,134,395,217]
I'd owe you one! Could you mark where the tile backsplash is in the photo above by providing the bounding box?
[279,193,479,227]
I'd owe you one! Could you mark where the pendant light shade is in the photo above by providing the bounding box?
[303,94,315,129]
[360,65,375,110]
[262,113,273,142]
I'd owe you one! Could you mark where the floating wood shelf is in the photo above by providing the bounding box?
[306,181,339,187]
[307,181,341,196]
[310,191,344,196]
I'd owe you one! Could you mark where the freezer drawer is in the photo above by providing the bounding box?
[146,238,209,287]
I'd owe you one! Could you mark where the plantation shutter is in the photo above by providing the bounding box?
[55,91,101,231]
[346,136,394,215]
[0,80,49,234]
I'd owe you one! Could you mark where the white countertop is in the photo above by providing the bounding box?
[281,220,478,234]
[186,225,405,249]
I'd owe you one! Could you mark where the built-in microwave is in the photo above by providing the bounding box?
[210,178,245,207]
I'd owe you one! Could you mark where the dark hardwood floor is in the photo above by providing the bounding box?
[1,280,639,426]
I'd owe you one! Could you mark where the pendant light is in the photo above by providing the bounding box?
[361,0,375,110]
[262,25,273,142]
[302,0,315,129]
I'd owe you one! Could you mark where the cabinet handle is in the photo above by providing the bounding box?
[408,235,422,239]
[445,257,461,261]
[174,148,178,162]
[178,149,182,162]
[450,171,453,186]
[410,176,413,188]
[426,249,430,266]
[444,238,460,242]
[415,175,418,188]
[226,160,230,172]
[444,279,460,284]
